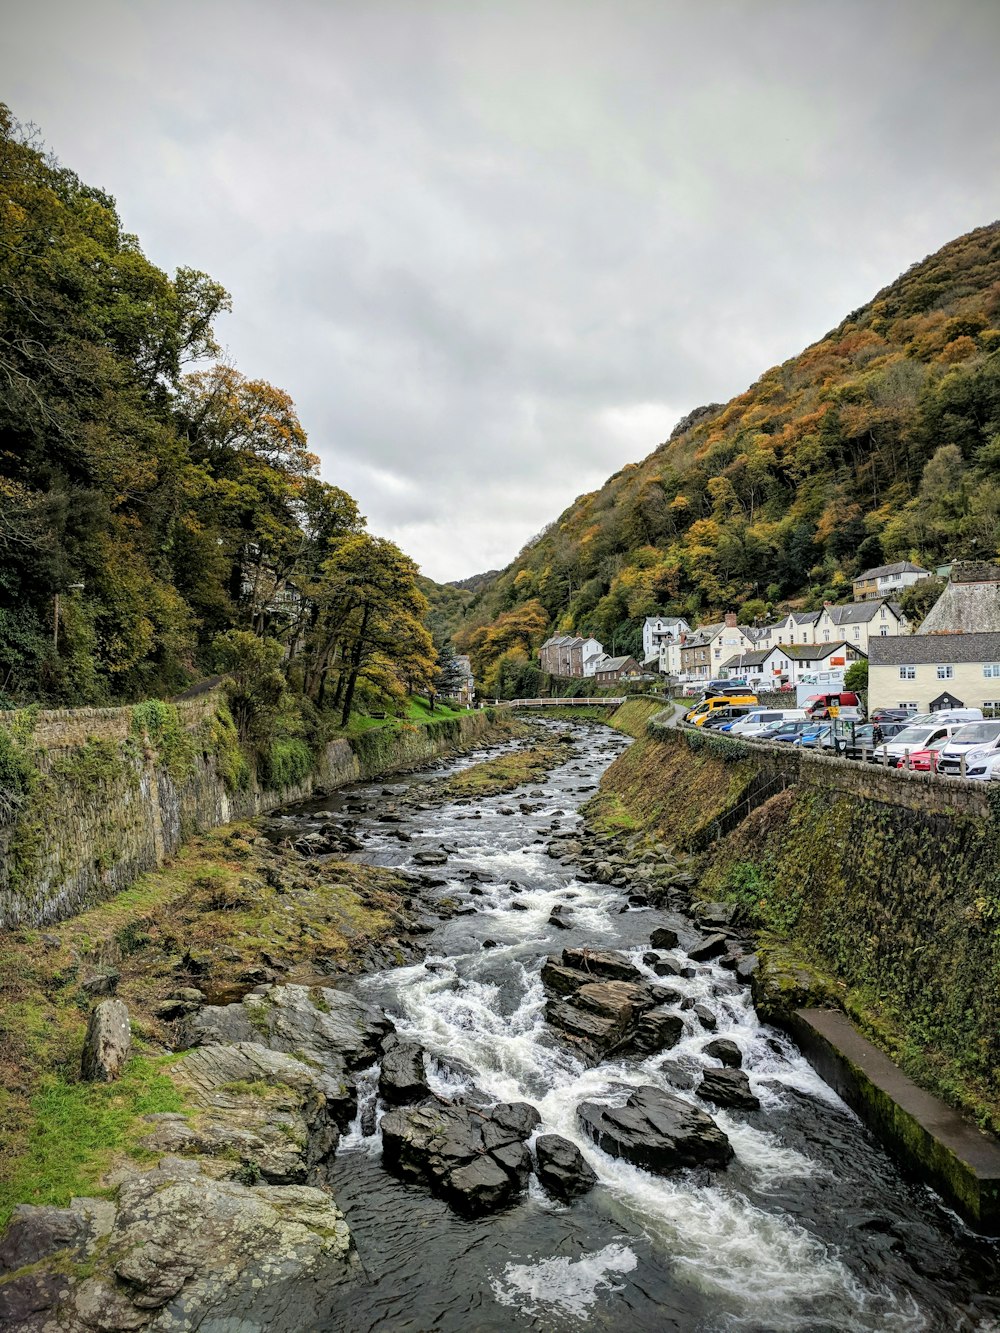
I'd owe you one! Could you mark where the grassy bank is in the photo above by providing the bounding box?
[0,826,409,1228]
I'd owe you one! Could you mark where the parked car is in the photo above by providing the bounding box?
[966,752,1000,781]
[730,708,808,737]
[797,723,835,750]
[898,739,950,772]
[700,706,755,730]
[805,691,862,720]
[873,722,965,768]
[870,707,917,724]
[761,719,813,743]
[934,720,1000,777]
[686,694,759,725]
[834,720,909,759]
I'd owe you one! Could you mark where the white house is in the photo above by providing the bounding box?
[757,611,820,649]
[852,561,930,602]
[812,599,908,653]
[642,615,691,663]
[720,641,866,687]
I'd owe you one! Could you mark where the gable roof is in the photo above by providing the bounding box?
[824,601,902,625]
[869,632,1000,665]
[855,561,928,581]
[719,648,779,670]
[598,655,638,672]
[783,640,866,660]
[917,580,1000,635]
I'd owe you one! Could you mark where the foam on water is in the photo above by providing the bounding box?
[491,1242,639,1321]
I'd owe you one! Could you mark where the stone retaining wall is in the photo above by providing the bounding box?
[0,698,496,930]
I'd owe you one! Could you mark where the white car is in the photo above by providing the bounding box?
[873,722,964,768]
[934,721,1000,777]
[964,751,1000,781]
[730,708,807,737]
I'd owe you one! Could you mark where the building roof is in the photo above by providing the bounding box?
[824,601,902,625]
[869,632,1000,665]
[783,641,866,661]
[855,561,928,582]
[719,649,776,670]
[599,655,636,672]
[917,580,1000,635]
[644,616,688,629]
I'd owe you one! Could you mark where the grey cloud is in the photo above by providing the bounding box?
[3,0,1000,578]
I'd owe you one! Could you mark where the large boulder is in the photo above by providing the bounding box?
[81,999,131,1082]
[561,947,643,982]
[631,1009,684,1055]
[578,1085,733,1173]
[704,1037,743,1069]
[534,1135,598,1201]
[380,1100,539,1216]
[378,1038,429,1106]
[696,1068,760,1111]
[540,958,591,998]
[183,983,390,1071]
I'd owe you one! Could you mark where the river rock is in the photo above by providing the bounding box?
[704,1038,743,1069]
[540,959,590,997]
[534,1134,598,1200]
[380,1101,536,1216]
[649,927,679,950]
[577,1086,733,1173]
[414,849,449,865]
[183,983,390,1072]
[561,947,643,982]
[572,980,657,1023]
[81,999,131,1082]
[697,1067,760,1110]
[630,1009,684,1054]
[687,934,729,963]
[379,1038,429,1106]
[694,1004,717,1031]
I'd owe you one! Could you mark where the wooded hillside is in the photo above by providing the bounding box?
[454,223,1000,693]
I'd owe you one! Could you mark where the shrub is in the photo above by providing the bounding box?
[261,739,313,789]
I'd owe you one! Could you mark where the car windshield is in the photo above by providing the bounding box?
[892,726,938,746]
[950,722,1000,744]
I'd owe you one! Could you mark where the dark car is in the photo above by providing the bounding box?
[761,719,813,743]
[701,706,755,730]
[835,720,909,760]
[870,707,917,724]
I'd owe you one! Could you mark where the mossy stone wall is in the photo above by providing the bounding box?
[0,699,495,929]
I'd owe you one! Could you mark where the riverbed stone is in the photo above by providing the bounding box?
[535,1134,598,1200]
[649,927,679,950]
[704,1038,743,1069]
[81,998,131,1082]
[561,947,643,982]
[414,848,449,865]
[378,1037,429,1106]
[631,1009,685,1054]
[540,959,590,997]
[577,1086,733,1173]
[697,1067,760,1110]
[380,1101,536,1216]
[694,1004,717,1031]
[687,934,729,963]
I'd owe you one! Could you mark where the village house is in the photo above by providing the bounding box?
[641,615,691,667]
[594,655,641,686]
[720,641,866,687]
[868,633,1000,714]
[539,634,605,678]
[814,599,909,651]
[679,613,756,679]
[852,561,930,602]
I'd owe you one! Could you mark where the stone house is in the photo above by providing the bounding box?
[679,614,756,679]
[594,655,641,686]
[539,635,604,678]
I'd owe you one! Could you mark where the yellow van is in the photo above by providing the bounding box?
[685,694,759,726]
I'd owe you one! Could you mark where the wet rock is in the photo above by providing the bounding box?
[578,1085,733,1173]
[535,1134,598,1200]
[380,1101,536,1216]
[649,927,679,950]
[482,939,500,950]
[540,960,590,998]
[735,954,759,982]
[697,1067,760,1111]
[630,1009,684,1054]
[694,1004,717,1031]
[642,951,662,966]
[414,849,449,865]
[378,1038,429,1106]
[653,958,684,978]
[81,999,131,1082]
[561,947,642,982]
[687,933,729,963]
[548,912,573,930]
[573,980,657,1023]
[546,999,628,1058]
[490,1101,541,1139]
[704,1038,743,1069]
[693,901,741,929]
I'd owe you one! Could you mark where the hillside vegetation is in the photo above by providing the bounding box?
[454,223,1000,693]
[0,106,434,719]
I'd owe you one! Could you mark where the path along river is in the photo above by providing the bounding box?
[270,720,999,1331]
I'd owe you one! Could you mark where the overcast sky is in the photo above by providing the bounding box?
[4,1,1000,580]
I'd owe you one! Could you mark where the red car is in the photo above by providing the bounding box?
[899,746,941,772]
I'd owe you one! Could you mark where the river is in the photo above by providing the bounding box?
[269,719,999,1331]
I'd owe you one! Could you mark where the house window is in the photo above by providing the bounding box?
[984,664,1000,678]
[899,666,916,680]
[880,606,887,618]
[880,628,888,636]
[854,626,860,639]
[936,664,953,680]
[823,631,830,642]
[899,701,919,709]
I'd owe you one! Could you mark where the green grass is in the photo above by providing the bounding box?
[343,694,469,738]
[0,1056,186,1228]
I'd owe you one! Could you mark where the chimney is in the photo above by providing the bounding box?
[823,601,832,609]
[724,612,737,627]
